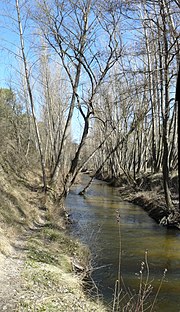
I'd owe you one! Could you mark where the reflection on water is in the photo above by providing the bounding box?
[65,175,180,311]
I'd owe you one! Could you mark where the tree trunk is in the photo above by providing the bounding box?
[160,0,174,212]
[16,0,47,191]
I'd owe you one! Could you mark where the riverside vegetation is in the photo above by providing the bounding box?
[0,0,179,310]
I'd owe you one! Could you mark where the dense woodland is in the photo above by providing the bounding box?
[0,0,179,213]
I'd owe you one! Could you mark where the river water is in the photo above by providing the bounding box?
[65,175,180,311]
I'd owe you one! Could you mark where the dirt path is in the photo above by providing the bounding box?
[0,207,48,311]
[0,252,24,311]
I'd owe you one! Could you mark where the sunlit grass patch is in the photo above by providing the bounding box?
[18,259,107,312]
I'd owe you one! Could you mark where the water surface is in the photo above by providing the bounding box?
[65,175,180,311]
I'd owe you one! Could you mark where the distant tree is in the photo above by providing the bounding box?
[0,88,34,172]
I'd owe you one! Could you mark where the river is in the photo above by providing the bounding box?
[65,175,180,311]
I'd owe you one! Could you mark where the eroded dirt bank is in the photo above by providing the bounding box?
[95,171,180,230]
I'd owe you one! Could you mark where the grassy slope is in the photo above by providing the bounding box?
[0,164,107,311]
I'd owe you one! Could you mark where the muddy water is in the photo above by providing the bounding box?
[65,175,180,311]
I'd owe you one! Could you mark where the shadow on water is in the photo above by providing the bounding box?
[65,175,180,311]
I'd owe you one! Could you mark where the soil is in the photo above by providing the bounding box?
[95,171,179,229]
[113,172,180,230]
[121,189,180,229]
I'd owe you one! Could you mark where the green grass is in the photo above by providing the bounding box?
[17,222,106,312]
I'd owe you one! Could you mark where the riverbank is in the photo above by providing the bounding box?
[105,171,180,230]
[0,165,107,311]
[0,166,179,311]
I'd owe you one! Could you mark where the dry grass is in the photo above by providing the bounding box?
[112,251,167,312]
[0,164,107,311]
[0,229,14,256]
[16,227,106,312]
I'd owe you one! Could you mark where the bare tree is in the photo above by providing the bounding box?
[32,0,122,196]
[15,0,47,191]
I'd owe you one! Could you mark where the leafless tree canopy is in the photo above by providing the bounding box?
[0,0,179,210]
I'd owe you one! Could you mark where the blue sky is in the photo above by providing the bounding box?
[1,1,178,142]
[0,1,84,142]
[0,1,144,144]
[0,1,18,86]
